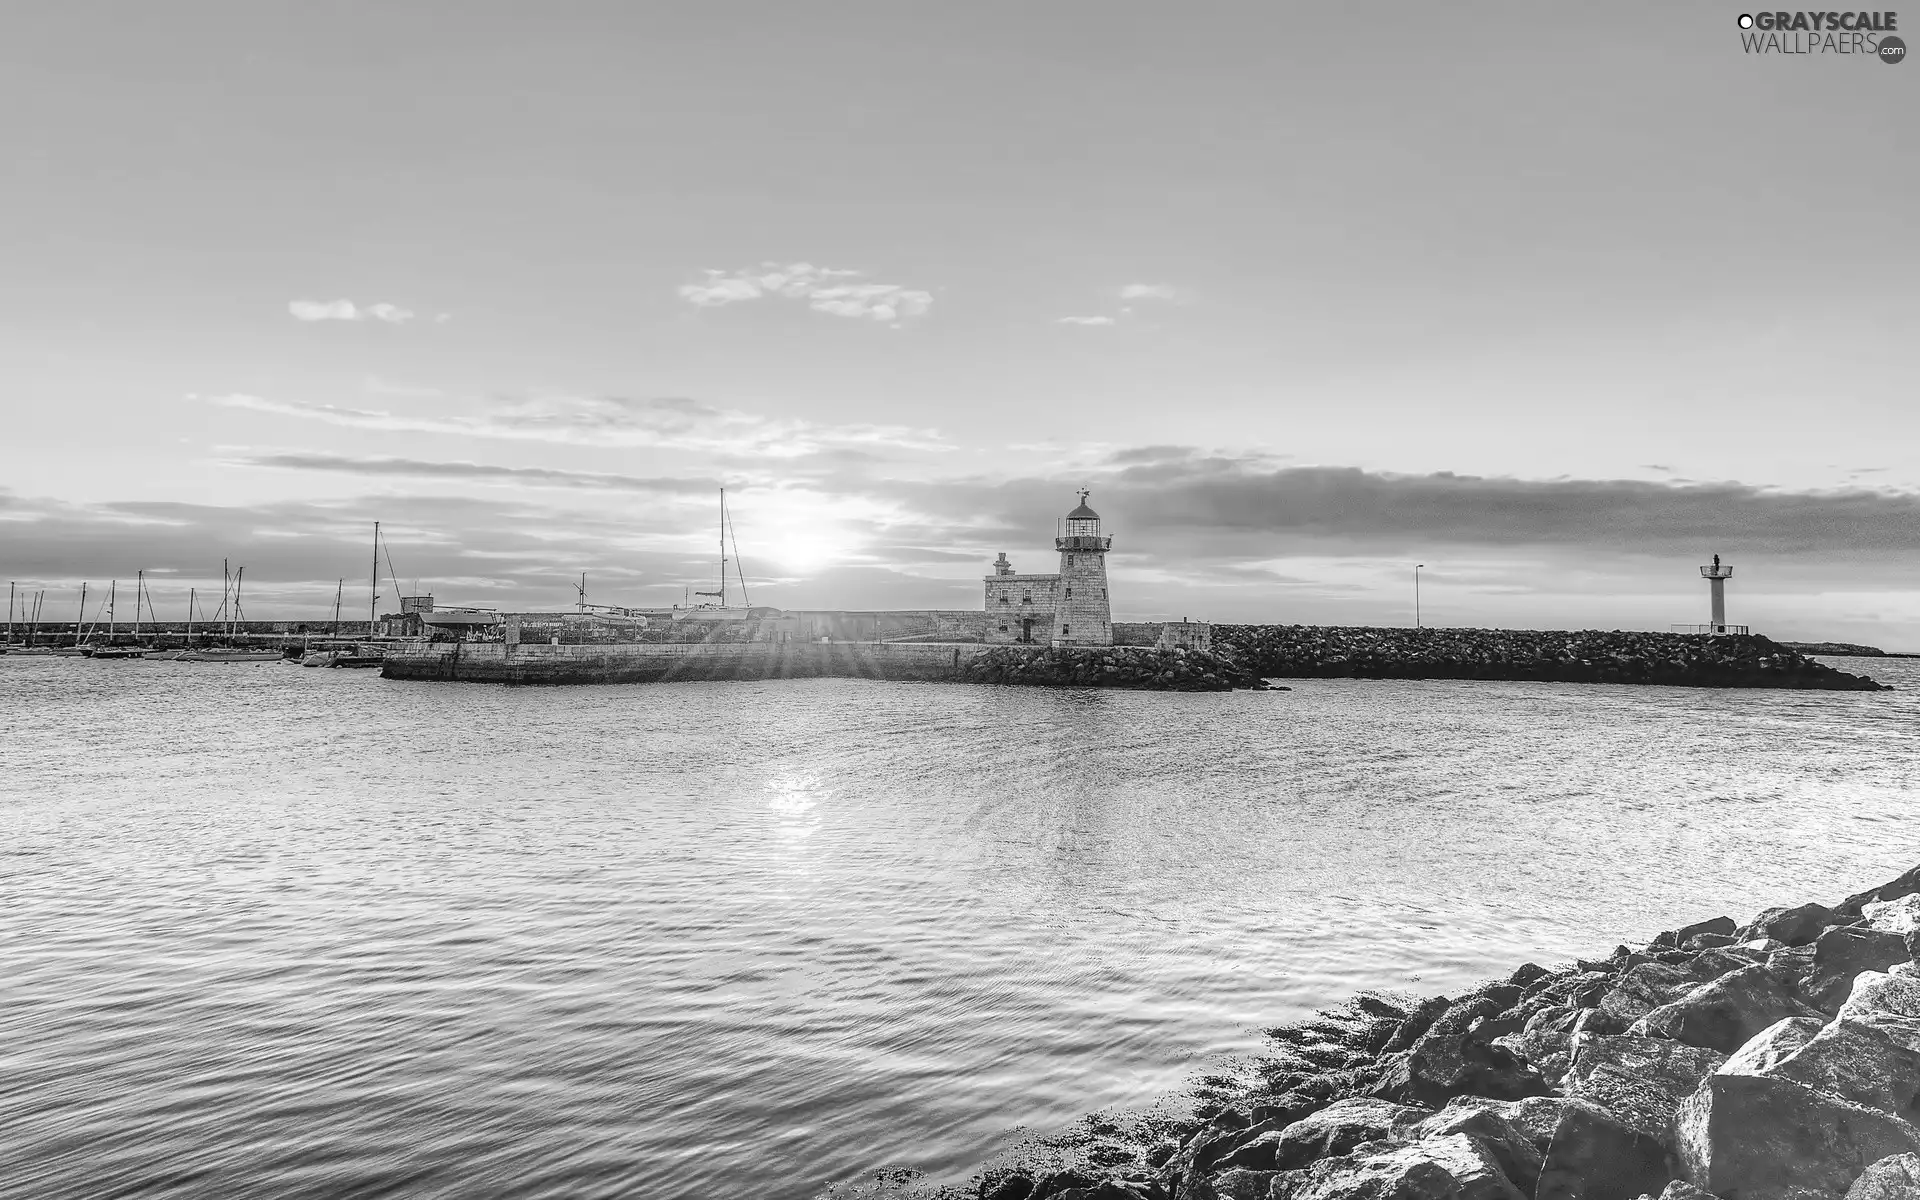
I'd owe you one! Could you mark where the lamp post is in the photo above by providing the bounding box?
[1414,564,1424,628]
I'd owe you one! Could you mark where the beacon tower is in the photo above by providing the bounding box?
[1053,490,1112,646]
[981,490,1114,647]
[1701,555,1735,634]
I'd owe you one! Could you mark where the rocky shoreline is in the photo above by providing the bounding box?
[942,864,1920,1200]
[1212,627,1890,691]
[960,646,1268,692]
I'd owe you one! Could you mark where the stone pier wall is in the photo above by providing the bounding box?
[381,640,991,685]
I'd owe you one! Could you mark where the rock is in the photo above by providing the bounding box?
[1564,1036,1727,1143]
[1182,1168,1276,1200]
[1167,1118,1286,1179]
[1807,928,1914,1014]
[1600,953,1751,1025]
[1383,996,1454,1054]
[1510,963,1554,990]
[1632,965,1824,1054]
[1373,1022,1551,1108]
[1269,1133,1526,1200]
[1651,1184,1718,1200]
[1720,1017,1828,1076]
[1653,917,1738,950]
[1756,1013,1920,1117]
[985,1175,1037,1200]
[1410,1103,1546,1194]
[1768,943,1821,992]
[1535,1099,1676,1200]
[1743,903,1837,948]
[1844,1152,1920,1200]
[1862,896,1920,937]
[1673,1074,1920,1200]
[1840,973,1920,1024]
[1271,1098,1429,1169]
[1837,864,1920,921]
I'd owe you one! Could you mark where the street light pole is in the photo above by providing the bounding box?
[1415,564,1424,628]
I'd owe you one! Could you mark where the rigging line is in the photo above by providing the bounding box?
[383,542,404,616]
[727,496,751,608]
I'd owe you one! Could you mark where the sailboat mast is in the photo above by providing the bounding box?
[233,568,245,640]
[370,521,380,636]
[75,582,88,647]
[134,571,143,642]
[6,582,12,645]
[187,587,195,646]
[718,487,727,608]
[107,580,117,641]
[333,578,343,641]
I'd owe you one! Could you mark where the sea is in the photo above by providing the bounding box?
[3,655,1918,1198]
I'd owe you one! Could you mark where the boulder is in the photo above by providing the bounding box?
[1654,917,1738,950]
[1837,864,1920,921]
[1756,1014,1920,1118]
[984,1175,1037,1200]
[1497,1027,1574,1089]
[1720,1017,1828,1076]
[1410,1103,1545,1194]
[1807,927,1913,1014]
[1383,996,1454,1054]
[1563,1036,1727,1143]
[1673,1074,1920,1200]
[1743,903,1836,948]
[1269,1134,1526,1200]
[1629,1185,1718,1200]
[1844,1152,1920,1200]
[1182,1168,1276,1200]
[1632,965,1824,1054]
[1372,1023,1551,1108]
[1862,896,1920,937]
[1840,973,1920,1024]
[1599,953,1752,1025]
[1270,1098,1429,1169]
[1535,1099,1676,1200]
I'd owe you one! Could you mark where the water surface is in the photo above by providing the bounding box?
[3,656,1916,1197]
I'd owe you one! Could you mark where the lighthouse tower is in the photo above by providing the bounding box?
[1701,554,1734,634]
[1052,490,1113,646]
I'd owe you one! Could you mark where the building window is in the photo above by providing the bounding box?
[1022,596,1031,604]
[999,597,1009,605]
[1065,588,1072,598]
[1062,625,1070,635]
[999,624,1008,632]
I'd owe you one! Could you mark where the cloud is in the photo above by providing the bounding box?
[204,393,947,458]
[289,299,417,323]
[1055,315,1116,326]
[229,453,714,495]
[678,262,932,324]
[1119,283,1183,302]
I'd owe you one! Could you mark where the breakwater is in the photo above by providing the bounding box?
[378,640,1265,690]
[1214,626,1889,691]
[958,864,1920,1200]
[379,630,1893,691]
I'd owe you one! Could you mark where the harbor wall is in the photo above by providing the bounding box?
[380,640,992,684]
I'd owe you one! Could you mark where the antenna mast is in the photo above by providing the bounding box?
[369,521,380,636]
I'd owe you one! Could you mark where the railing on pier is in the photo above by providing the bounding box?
[1670,623,1750,635]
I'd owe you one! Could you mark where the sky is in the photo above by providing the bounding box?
[2,3,1917,643]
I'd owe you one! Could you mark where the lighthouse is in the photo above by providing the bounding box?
[1701,554,1734,634]
[1053,490,1113,646]
[1671,554,1748,635]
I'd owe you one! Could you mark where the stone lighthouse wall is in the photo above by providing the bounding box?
[1051,543,1112,646]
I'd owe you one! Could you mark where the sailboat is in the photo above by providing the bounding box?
[672,488,756,621]
[179,565,278,661]
[91,575,149,658]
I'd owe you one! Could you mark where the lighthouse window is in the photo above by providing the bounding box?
[998,624,1008,632]
[1062,625,1070,635]
[1065,588,1072,598]
[999,597,1009,605]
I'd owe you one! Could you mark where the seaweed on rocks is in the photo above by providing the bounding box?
[884,862,1920,1200]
